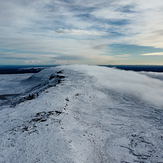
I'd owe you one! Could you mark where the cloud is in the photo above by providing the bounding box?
[140,71,163,81]
[52,55,84,61]
[66,65,163,106]
[142,52,163,56]
[135,29,163,49]
[92,44,108,50]
[91,7,134,21]
[116,54,130,57]
[0,0,163,64]
[56,28,107,36]
[117,4,136,13]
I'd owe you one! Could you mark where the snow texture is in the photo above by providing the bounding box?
[0,65,163,163]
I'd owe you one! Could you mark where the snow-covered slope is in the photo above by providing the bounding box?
[0,65,163,163]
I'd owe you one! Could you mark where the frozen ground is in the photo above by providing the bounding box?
[0,65,163,163]
[0,73,34,104]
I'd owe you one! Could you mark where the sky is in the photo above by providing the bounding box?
[0,0,163,65]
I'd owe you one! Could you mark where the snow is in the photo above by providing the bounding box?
[0,73,34,94]
[0,65,163,163]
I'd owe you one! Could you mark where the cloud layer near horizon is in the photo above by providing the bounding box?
[65,65,163,107]
[0,0,163,65]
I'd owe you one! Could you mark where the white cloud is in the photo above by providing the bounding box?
[142,52,163,56]
[91,6,134,20]
[66,65,163,106]
[0,0,163,64]
[90,0,163,48]
[140,71,163,81]
[56,28,107,36]
[133,29,163,48]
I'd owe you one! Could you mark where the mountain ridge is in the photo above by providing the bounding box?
[0,65,163,162]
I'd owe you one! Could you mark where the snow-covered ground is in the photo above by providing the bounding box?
[0,73,34,104]
[0,65,163,163]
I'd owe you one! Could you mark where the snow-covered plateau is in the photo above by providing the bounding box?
[0,65,163,163]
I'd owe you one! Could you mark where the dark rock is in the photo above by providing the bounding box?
[49,74,55,80]
[55,111,62,115]
[27,94,34,100]
[57,70,63,74]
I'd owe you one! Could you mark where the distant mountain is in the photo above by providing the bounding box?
[0,67,44,74]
